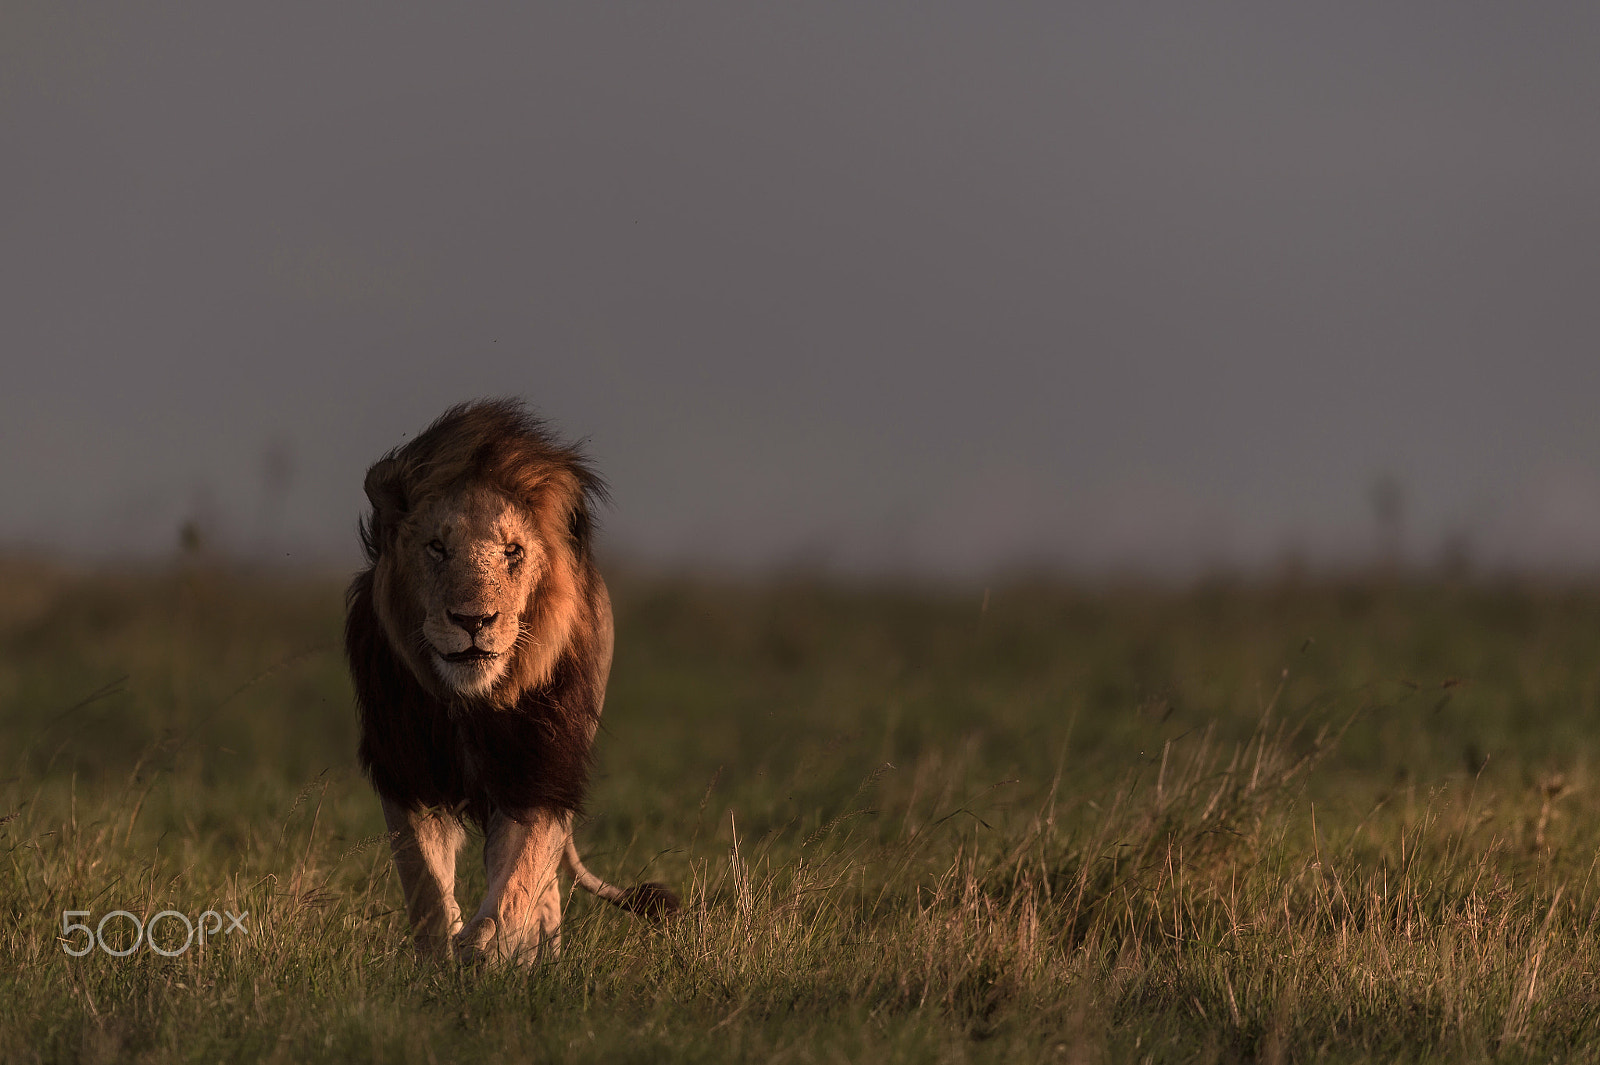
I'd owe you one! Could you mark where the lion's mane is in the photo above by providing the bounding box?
[343,400,611,825]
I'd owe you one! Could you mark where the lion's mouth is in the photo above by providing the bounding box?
[439,648,499,664]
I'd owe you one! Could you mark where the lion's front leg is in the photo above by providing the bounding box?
[454,808,567,965]
[382,797,465,959]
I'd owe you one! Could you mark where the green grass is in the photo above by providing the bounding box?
[7,558,1600,1061]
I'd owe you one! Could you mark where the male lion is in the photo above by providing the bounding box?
[344,399,676,963]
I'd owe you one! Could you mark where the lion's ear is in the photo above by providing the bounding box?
[364,458,408,517]
[361,458,410,559]
[567,504,591,548]
[531,468,592,553]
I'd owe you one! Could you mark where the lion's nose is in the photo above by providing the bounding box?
[448,611,499,636]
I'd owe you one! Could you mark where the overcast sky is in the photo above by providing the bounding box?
[5,4,1600,577]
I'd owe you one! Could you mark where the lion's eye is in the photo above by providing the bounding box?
[504,543,523,561]
[426,539,447,561]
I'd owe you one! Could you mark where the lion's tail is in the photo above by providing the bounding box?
[564,838,680,918]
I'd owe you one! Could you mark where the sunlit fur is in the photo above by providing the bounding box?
[360,407,599,710]
[344,399,677,961]
[400,486,544,699]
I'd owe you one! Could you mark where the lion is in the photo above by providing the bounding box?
[344,399,677,964]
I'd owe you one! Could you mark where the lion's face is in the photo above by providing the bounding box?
[395,486,542,698]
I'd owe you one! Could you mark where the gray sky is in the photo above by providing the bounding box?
[5,4,1600,577]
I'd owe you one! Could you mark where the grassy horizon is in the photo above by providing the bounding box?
[5,559,1600,1061]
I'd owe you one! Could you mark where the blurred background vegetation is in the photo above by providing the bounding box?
[7,554,1598,862]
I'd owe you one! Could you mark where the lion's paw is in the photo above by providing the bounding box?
[452,915,498,964]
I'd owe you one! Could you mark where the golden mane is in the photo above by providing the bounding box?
[358,399,607,698]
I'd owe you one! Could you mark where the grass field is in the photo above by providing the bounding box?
[6,557,1600,1062]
